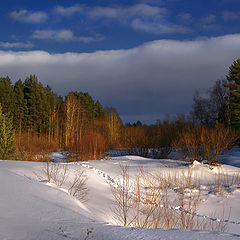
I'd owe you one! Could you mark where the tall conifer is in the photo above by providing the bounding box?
[0,77,16,120]
[0,105,16,159]
[14,80,28,132]
[226,59,240,131]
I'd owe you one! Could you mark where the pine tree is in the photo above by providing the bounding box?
[24,75,49,133]
[95,100,105,118]
[226,59,240,131]
[0,105,16,159]
[0,76,16,121]
[14,80,28,132]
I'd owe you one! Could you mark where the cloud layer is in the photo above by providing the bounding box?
[87,4,166,19]
[0,34,240,123]
[9,9,48,23]
[0,41,33,49]
[53,3,187,35]
[32,30,104,43]
[54,5,83,17]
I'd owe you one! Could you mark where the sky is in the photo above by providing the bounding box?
[0,0,240,124]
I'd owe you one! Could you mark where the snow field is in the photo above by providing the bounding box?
[1,153,240,239]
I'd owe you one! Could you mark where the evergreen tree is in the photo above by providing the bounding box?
[226,59,240,131]
[14,80,28,132]
[24,75,49,133]
[24,75,39,130]
[0,105,16,159]
[0,76,16,120]
[95,100,105,118]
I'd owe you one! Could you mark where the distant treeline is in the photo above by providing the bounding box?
[0,75,191,160]
[0,59,239,161]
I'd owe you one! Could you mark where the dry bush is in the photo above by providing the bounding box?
[209,169,240,194]
[110,164,133,226]
[67,130,106,161]
[111,165,228,231]
[68,170,88,202]
[121,127,149,149]
[80,131,106,160]
[122,123,176,159]
[150,123,178,159]
[173,124,237,164]
[200,124,237,165]
[173,126,202,162]
[40,161,69,187]
[133,168,203,230]
[15,131,59,161]
[37,161,88,202]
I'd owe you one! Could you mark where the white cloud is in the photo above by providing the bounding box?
[53,4,189,35]
[54,5,83,16]
[88,4,166,19]
[200,14,216,24]
[177,13,193,23]
[77,34,105,43]
[198,14,220,31]
[54,4,166,21]
[0,41,33,49]
[0,34,239,123]
[33,30,74,41]
[131,18,189,34]
[222,11,240,21]
[9,9,48,23]
[32,30,104,43]
[54,3,186,35]
[32,30,74,41]
[88,4,188,35]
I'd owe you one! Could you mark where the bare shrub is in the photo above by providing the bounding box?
[174,126,202,163]
[38,161,88,202]
[151,122,177,159]
[209,169,240,194]
[110,164,133,226]
[15,131,59,161]
[173,124,237,164]
[67,130,107,161]
[110,165,228,231]
[41,161,69,187]
[133,168,203,230]
[200,124,237,165]
[68,170,88,202]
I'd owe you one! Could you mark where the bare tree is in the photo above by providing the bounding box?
[191,79,229,126]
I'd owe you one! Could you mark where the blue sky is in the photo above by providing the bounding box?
[1,0,240,123]
[2,0,240,52]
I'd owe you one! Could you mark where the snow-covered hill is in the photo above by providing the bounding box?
[1,153,240,240]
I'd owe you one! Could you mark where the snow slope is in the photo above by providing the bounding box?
[1,156,240,240]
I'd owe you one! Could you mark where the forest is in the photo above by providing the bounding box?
[0,59,239,162]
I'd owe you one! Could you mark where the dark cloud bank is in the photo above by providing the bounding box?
[0,34,240,123]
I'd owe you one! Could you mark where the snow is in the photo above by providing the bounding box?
[0,150,240,240]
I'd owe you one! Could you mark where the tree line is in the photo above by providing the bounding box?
[0,75,117,160]
[0,59,239,161]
